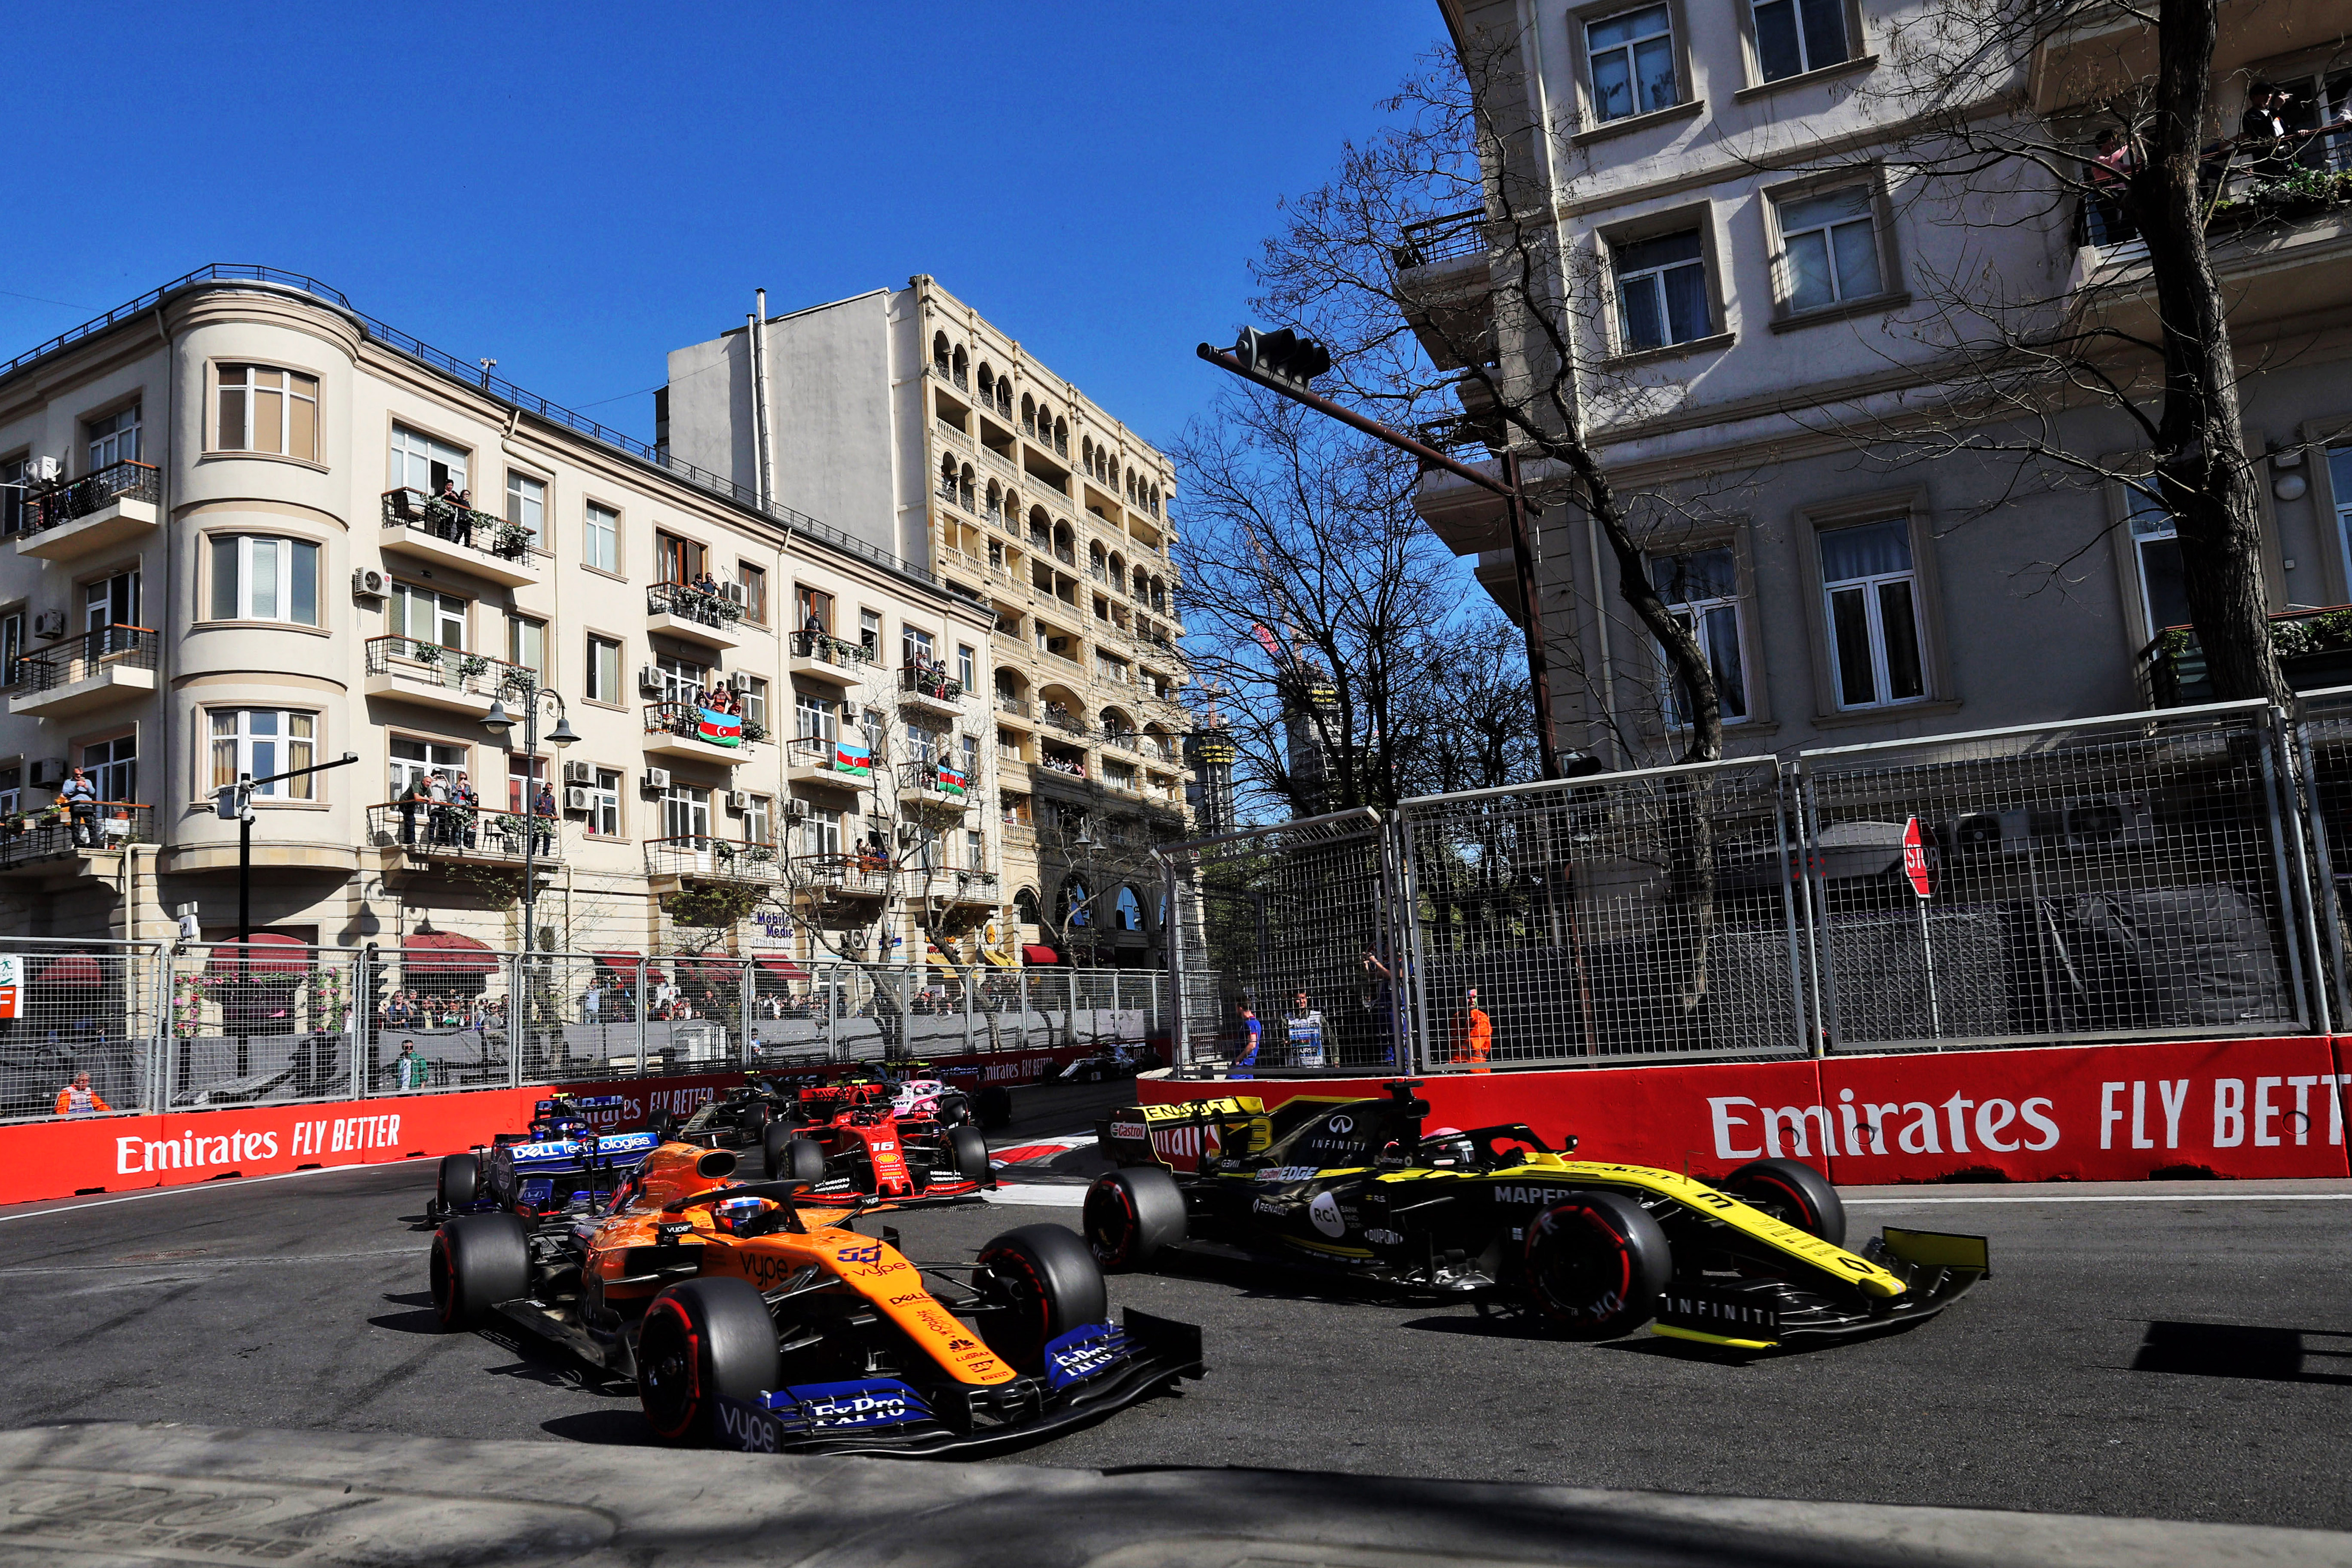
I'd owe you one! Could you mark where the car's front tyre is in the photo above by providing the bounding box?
[1084,1167,1186,1270]
[1521,1190,1671,1340]
[429,1212,529,1330]
[434,1152,479,1215]
[1721,1158,1845,1246]
[637,1277,781,1446]
[975,1224,1109,1374]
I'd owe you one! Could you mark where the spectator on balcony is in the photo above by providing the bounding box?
[433,479,463,539]
[2087,127,2138,245]
[2241,84,2294,178]
[694,568,722,599]
[426,770,452,845]
[450,772,479,850]
[532,781,557,856]
[398,775,428,846]
[451,488,476,548]
[59,766,99,848]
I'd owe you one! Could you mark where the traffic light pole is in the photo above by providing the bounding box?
[1195,343,1562,781]
[219,752,359,1072]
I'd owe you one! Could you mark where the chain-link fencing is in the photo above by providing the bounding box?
[0,937,162,1122]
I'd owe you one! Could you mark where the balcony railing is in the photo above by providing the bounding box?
[2082,144,2352,251]
[381,488,536,562]
[366,802,560,863]
[1392,208,1491,268]
[2139,604,2352,708]
[1038,705,1090,738]
[364,635,537,697]
[0,801,151,868]
[900,665,966,705]
[12,624,156,694]
[1099,729,1137,752]
[793,852,894,898]
[899,759,974,801]
[647,580,746,629]
[1036,753,1089,781]
[790,628,872,670]
[23,460,160,533]
[929,360,969,392]
[646,834,784,885]
[995,694,1031,718]
[646,701,767,748]
[787,733,874,781]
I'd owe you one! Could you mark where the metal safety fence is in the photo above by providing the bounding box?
[1,938,1164,1126]
[1159,697,2348,1075]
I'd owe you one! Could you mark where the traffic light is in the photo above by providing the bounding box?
[361,943,389,1020]
[1234,326,1332,388]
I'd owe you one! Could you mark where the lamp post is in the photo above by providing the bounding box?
[481,688,579,958]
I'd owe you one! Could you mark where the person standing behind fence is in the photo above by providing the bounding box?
[1231,1002,1262,1079]
[54,1071,110,1117]
[1448,987,1492,1073]
[391,1040,430,1090]
[1285,989,1326,1069]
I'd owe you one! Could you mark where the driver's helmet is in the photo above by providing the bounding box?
[1418,1126,1476,1167]
[712,1195,767,1235]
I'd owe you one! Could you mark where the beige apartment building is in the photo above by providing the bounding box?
[0,266,1006,975]
[663,277,1194,968]
[1417,0,2352,765]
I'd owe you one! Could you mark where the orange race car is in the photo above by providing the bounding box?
[429,1138,1202,1454]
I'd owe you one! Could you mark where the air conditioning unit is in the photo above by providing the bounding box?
[564,787,593,812]
[27,456,58,484]
[723,582,748,606]
[642,768,671,792]
[562,760,596,786]
[637,665,664,695]
[352,568,387,600]
[2061,793,2155,852]
[32,611,65,640]
[785,798,812,821]
[28,758,66,788]
[724,790,749,813]
[727,672,755,693]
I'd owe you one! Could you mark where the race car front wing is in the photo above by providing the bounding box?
[712,1308,1204,1457]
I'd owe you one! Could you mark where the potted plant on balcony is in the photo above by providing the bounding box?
[457,655,491,683]
[491,520,536,560]
[747,844,776,865]
[740,719,767,744]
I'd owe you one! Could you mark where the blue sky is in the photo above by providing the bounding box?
[3,3,1442,454]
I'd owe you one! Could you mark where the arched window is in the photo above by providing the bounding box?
[977,364,995,401]
[1090,542,1106,570]
[998,381,1013,416]
[1133,567,1149,598]
[1107,459,1120,490]
[1020,393,1037,434]
[1108,551,1126,584]
[950,346,968,388]
[932,333,950,373]
[1014,887,1042,926]
[985,479,1003,521]
[1149,484,1161,517]
[959,463,976,512]
[1028,507,1050,547]
[1115,886,1143,932]
[1058,878,1092,929]
[1081,438,1094,470]
[1052,416,1069,455]
[938,454,958,503]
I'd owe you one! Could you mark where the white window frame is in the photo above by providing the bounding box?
[210,708,318,798]
[740,675,769,730]
[1819,520,1927,710]
[85,570,141,637]
[508,615,547,681]
[586,634,622,703]
[583,502,619,572]
[390,737,467,799]
[1586,3,1678,122]
[2127,489,2189,643]
[798,804,842,858]
[957,643,976,688]
[1651,547,1749,726]
[505,471,545,549]
[388,424,466,495]
[589,767,623,838]
[1749,0,1850,82]
[663,783,711,841]
[210,536,318,626]
[656,654,705,706]
[1773,185,1883,313]
[1613,230,1710,352]
[795,692,838,742]
[217,366,318,459]
[81,735,135,803]
[744,794,773,846]
[389,582,466,650]
[86,404,141,470]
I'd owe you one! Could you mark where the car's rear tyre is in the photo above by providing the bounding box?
[429,1212,529,1330]
[1522,1189,1671,1340]
[975,1084,1013,1131]
[975,1223,1109,1374]
[935,1093,971,1128]
[1721,1158,1845,1246]
[950,1125,993,1185]
[1083,1166,1186,1270]
[647,1109,679,1142]
[637,1277,781,1446]
[435,1153,479,1213]
[772,1136,826,1185]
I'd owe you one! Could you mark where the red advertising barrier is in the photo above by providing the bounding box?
[0,1038,1138,1207]
[1138,1036,2352,1185]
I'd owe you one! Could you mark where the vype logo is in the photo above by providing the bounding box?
[717,1401,777,1452]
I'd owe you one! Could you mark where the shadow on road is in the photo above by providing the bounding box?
[2132,1320,2352,1386]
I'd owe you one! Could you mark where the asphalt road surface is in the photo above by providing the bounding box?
[3,1083,2346,1532]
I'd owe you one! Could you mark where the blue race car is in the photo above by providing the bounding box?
[427,1095,663,1220]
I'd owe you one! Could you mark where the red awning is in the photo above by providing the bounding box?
[1021,944,1060,965]
[592,950,644,973]
[672,949,746,981]
[34,952,104,986]
[403,930,497,977]
[755,955,808,982]
[203,933,309,978]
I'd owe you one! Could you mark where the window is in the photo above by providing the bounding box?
[0,767,18,816]
[738,562,768,623]
[388,425,466,496]
[508,616,546,681]
[584,502,619,572]
[209,537,318,625]
[906,723,938,765]
[390,738,466,799]
[0,612,21,686]
[1651,548,1749,724]
[389,583,466,649]
[586,634,622,703]
[216,366,318,460]
[1752,0,1849,81]
[505,472,545,550]
[1115,886,1144,932]
[1819,518,1925,708]
[1614,230,1710,351]
[86,405,141,470]
[798,803,842,858]
[82,735,135,803]
[0,455,23,534]
[796,585,833,635]
[1776,187,1882,312]
[860,609,882,658]
[85,570,140,638]
[795,692,837,741]
[903,626,934,668]
[2125,489,2191,641]
[656,654,704,705]
[506,753,545,814]
[966,828,984,870]
[744,794,772,845]
[663,783,711,841]
[2333,447,2352,593]
[655,531,702,585]
[962,734,980,783]
[210,709,317,797]
[588,768,622,837]
[1588,5,1678,121]
[740,675,769,730]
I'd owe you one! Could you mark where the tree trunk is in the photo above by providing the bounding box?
[2136,0,2287,705]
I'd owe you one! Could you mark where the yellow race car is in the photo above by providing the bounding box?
[1091,1081,1985,1350]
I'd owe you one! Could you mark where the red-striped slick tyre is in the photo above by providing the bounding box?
[1083,1167,1186,1270]
[1522,1189,1671,1340]
[976,1224,1109,1374]
[636,1277,781,1446]
[1721,1158,1846,1246]
[429,1213,528,1330]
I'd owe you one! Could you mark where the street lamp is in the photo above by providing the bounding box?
[481,689,577,958]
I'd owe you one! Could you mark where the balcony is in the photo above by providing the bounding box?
[380,489,542,587]
[15,461,160,562]
[933,868,1001,906]
[643,701,764,763]
[364,802,560,867]
[1038,704,1090,741]
[994,694,1033,727]
[2139,604,2352,707]
[899,758,975,814]
[793,852,894,901]
[898,664,966,717]
[1392,209,1495,372]
[785,733,873,792]
[788,629,872,688]
[1099,728,1137,754]
[646,834,784,889]
[1034,750,1090,789]
[363,636,537,718]
[9,625,157,720]
[0,802,151,883]
[2074,153,2352,331]
[928,359,969,395]
[646,581,746,649]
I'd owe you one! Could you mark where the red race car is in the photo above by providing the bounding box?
[760,1079,996,1206]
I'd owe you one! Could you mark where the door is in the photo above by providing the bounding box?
[86,571,141,653]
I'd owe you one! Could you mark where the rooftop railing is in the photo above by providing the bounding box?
[23,460,159,533]
[12,624,156,693]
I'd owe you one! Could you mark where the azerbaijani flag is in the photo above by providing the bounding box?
[697,707,743,748]
[833,741,873,779]
[936,764,967,797]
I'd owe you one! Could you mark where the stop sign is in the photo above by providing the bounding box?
[1902,816,1932,899]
